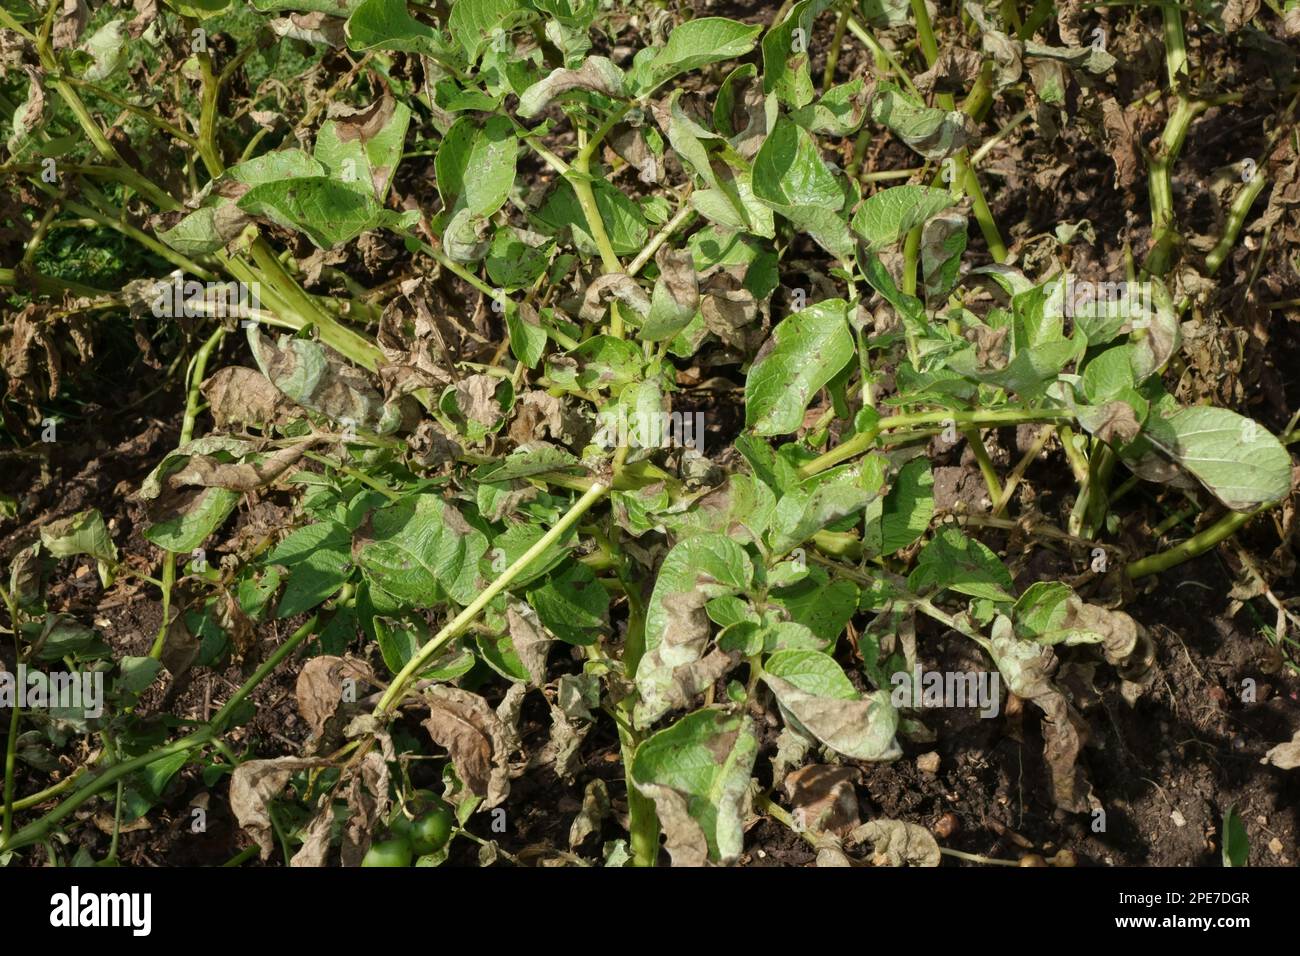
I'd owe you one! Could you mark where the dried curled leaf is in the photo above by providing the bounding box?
[580,274,651,323]
[1261,731,1300,770]
[422,686,511,806]
[230,758,330,860]
[989,616,1095,812]
[506,604,552,687]
[851,819,941,867]
[295,655,376,745]
[201,366,293,431]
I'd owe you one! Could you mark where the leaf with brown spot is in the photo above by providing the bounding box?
[914,47,984,96]
[166,438,316,493]
[641,247,699,342]
[579,274,651,323]
[631,708,758,866]
[201,366,293,431]
[506,604,552,686]
[517,57,626,118]
[52,0,88,50]
[989,616,1095,812]
[452,374,506,427]
[341,747,391,866]
[269,12,346,46]
[783,764,860,835]
[1100,97,1143,190]
[289,805,334,867]
[568,778,610,850]
[159,610,199,680]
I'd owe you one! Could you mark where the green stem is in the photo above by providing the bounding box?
[961,427,1004,503]
[1057,425,1089,484]
[1,584,21,846]
[407,234,498,298]
[1144,97,1205,276]
[375,482,610,714]
[1161,0,1188,87]
[149,325,226,660]
[9,772,80,814]
[627,194,695,277]
[568,105,630,281]
[823,2,852,88]
[245,239,384,370]
[1204,174,1267,275]
[845,16,923,97]
[1125,509,1259,580]
[1,680,18,848]
[0,266,108,298]
[1019,0,1054,39]
[798,408,1072,478]
[197,50,224,176]
[910,0,940,66]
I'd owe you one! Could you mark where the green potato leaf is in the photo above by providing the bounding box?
[745,298,855,436]
[630,17,763,96]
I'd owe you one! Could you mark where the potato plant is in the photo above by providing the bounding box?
[1,0,1297,868]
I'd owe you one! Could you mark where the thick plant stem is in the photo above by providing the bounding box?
[1125,508,1260,580]
[626,772,659,865]
[376,482,611,714]
[1,639,18,847]
[1145,97,1205,276]
[961,427,1004,504]
[1161,0,1188,87]
[1204,174,1267,275]
[798,408,1072,478]
[245,240,384,370]
[910,0,940,64]
[2,617,317,854]
[569,108,630,337]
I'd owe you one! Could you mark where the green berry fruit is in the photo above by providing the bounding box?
[361,838,413,867]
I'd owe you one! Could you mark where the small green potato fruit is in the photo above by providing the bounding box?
[407,803,455,855]
[362,838,413,867]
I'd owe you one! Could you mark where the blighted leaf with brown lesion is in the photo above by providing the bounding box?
[634,534,753,727]
[988,615,1095,812]
[422,685,511,807]
[295,655,377,749]
[201,366,294,431]
[630,707,759,865]
[314,94,411,202]
[248,327,407,434]
[641,247,699,342]
[517,56,626,118]
[783,764,859,835]
[762,649,902,762]
[851,818,941,867]
[505,603,552,687]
